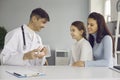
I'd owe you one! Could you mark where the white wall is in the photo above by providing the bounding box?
[89,0,105,15]
[111,0,118,21]
[0,0,89,51]
[89,0,118,21]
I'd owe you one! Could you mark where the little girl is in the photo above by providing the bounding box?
[69,21,93,67]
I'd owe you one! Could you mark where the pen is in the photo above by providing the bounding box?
[13,72,27,78]
[13,72,22,76]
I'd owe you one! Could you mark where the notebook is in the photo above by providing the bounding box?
[113,66,120,70]
[6,68,45,78]
[109,66,120,73]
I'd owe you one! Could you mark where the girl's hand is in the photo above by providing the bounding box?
[72,61,85,67]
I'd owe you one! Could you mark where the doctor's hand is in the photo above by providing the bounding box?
[72,61,85,67]
[23,49,38,60]
[36,47,48,59]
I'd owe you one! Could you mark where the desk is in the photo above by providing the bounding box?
[0,65,120,80]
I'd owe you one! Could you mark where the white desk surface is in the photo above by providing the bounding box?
[0,65,120,80]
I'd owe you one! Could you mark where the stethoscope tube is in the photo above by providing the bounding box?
[21,25,26,50]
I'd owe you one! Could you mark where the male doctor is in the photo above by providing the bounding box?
[1,8,50,66]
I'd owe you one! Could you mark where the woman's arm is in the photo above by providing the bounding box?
[85,35,113,67]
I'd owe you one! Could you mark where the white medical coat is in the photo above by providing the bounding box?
[1,24,46,66]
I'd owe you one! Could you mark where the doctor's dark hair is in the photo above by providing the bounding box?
[88,12,115,57]
[71,21,86,39]
[30,8,50,21]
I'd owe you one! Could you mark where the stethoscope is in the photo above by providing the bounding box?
[21,25,26,50]
[21,25,40,50]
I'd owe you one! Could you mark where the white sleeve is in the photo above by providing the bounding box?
[80,42,93,61]
[1,31,26,66]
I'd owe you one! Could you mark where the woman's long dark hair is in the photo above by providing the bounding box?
[88,12,115,57]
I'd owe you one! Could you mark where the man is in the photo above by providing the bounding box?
[1,8,50,66]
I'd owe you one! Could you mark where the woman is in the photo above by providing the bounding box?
[78,12,114,67]
[69,21,93,67]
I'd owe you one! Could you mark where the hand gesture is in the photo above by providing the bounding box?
[23,49,38,60]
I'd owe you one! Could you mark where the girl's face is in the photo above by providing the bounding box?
[70,25,83,41]
[87,18,98,34]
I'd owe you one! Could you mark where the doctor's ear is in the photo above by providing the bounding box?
[31,16,38,22]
